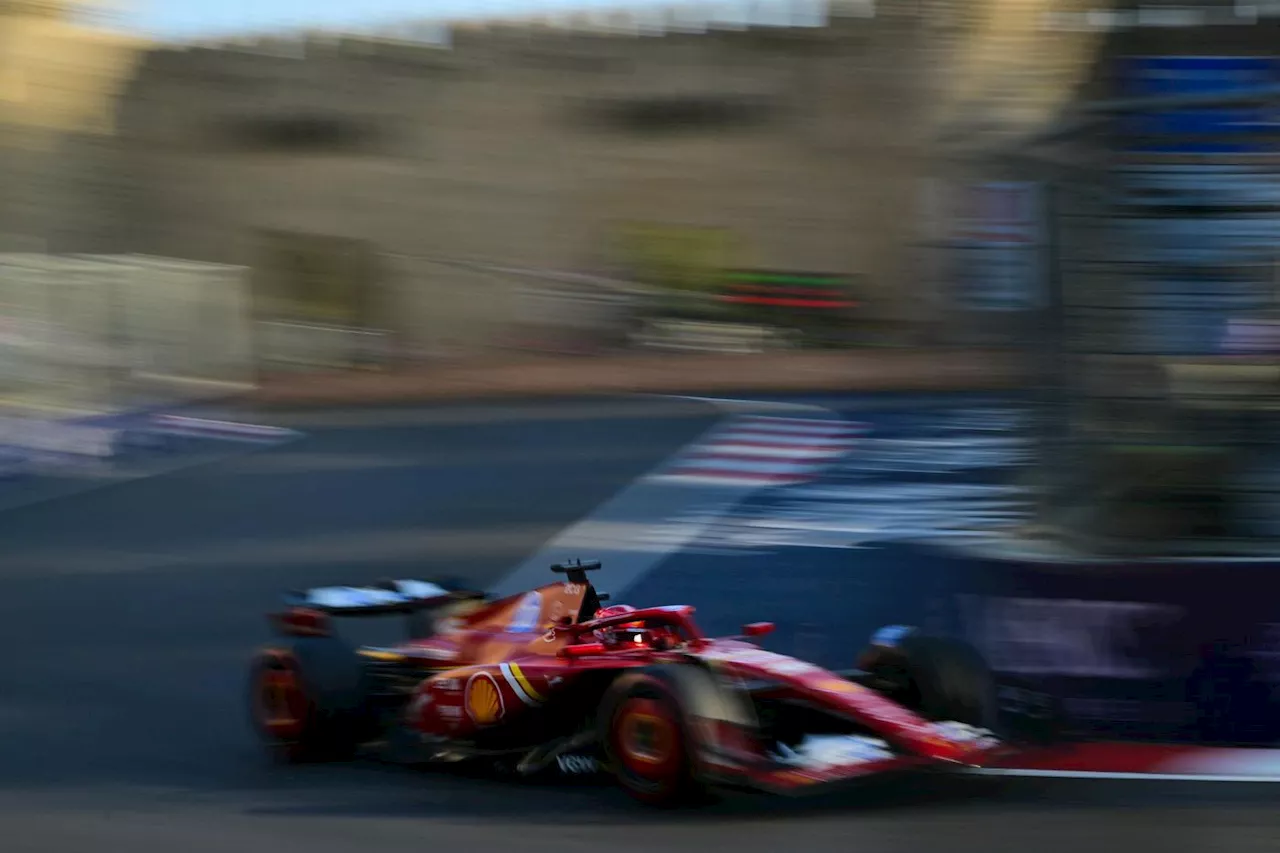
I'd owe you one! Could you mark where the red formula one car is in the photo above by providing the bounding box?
[248,560,1014,805]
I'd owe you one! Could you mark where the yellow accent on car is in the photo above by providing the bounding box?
[509,662,545,703]
[357,649,406,662]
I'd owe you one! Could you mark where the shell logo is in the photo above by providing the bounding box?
[464,671,504,725]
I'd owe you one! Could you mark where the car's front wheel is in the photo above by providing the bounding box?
[597,671,705,807]
[859,627,1000,730]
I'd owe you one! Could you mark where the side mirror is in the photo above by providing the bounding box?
[559,641,606,659]
[742,622,775,638]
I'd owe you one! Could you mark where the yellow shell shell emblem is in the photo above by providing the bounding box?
[465,672,504,725]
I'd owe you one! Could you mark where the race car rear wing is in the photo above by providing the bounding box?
[550,559,602,585]
[269,580,489,638]
[277,580,487,621]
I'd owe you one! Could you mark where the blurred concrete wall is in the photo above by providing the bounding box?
[103,12,942,357]
[0,1,1113,359]
[0,2,147,252]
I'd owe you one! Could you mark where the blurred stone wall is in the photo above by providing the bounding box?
[0,3,146,255]
[103,10,941,357]
[0,1,1115,360]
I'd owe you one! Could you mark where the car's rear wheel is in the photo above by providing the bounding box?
[248,638,373,763]
[597,672,705,807]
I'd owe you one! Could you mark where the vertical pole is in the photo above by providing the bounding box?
[1035,179,1068,523]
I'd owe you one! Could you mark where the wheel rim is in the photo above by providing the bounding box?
[255,661,306,740]
[612,696,681,783]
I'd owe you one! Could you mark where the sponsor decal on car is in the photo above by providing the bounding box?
[508,591,544,633]
[499,662,545,706]
[555,754,600,774]
[464,671,505,725]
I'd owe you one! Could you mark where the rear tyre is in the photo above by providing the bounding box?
[860,628,999,730]
[248,637,374,763]
[597,671,707,807]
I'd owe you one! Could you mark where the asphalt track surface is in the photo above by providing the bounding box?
[2,395,1278,853]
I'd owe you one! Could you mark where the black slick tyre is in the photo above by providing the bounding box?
[862,630,1000,730]
[248,637,373,763]
[596,670,707,807]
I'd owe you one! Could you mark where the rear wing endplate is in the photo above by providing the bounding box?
[281,579,486,617]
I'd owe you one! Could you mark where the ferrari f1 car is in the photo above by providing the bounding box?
[248,560,1014,805]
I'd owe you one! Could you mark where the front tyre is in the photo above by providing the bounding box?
[860,628,1000,730]
[597,671,706,807]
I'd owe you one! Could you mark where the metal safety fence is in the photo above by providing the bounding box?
[0,253,255,417]
[1003,52,1280,553]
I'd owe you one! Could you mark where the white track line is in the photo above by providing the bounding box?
[681,446,847,460]
[490,395,849,598]
[651,395,840,415]
[969,768,1280,783]
[711,434,860,448]
[712,422,866,436]
[650,406,864,489]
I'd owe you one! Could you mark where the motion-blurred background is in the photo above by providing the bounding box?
[3,0,1280,555]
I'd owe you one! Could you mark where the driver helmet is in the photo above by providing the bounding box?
[594,603,638,622]
[593,603,644,645]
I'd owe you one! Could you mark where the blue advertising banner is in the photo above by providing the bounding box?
[859,542,1280,747]
[1120,55,1280,154]
[1115,57,1280,356]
